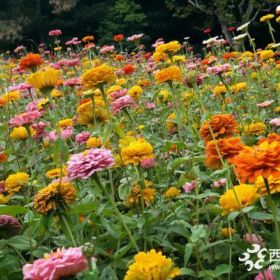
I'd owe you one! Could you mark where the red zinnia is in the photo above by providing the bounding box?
[114,34,124,42]
[123,64,135,75]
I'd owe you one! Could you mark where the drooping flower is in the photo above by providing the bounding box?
[124,249,180,280]
[199,114,239,143]
[67,148,115,180]
[219,184,258,214]
[34,181,76,215]
[23,247,88,280]
[230,141,280,183]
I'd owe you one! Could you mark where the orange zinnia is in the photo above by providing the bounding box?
[258,133,280,144]
[230,141,280,183]
[0,151,8,163]
[114,34,124,42]
[205,137,245,168]
[123,64,135,75]
[19,53,43,70]
[199,114,239,143]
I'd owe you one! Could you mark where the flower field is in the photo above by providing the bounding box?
[1,12,280,280]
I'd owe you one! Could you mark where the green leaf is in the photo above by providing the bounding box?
[8,235,36,250]
[215,264,232,276]
[184,243,193,266]
[179,268,196,276]
[0,205,27,215]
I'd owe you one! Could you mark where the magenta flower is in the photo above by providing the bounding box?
[255,269,275,280]
[140,158,155,169]
[75,131,91,145]
[67,148,115,180]
[31,122,48,139]
[9,110,41,127]
[207,64,231,75]
[269,118,280,127]
[48,29,62,36]
[183,181,196,193]
[111,95,137,114]
[243,233,264,245]
[23,247,89,280]
[0,215,21,238]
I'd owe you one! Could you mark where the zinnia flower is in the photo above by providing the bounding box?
[219,184,258,214]
[0,215,21,239]
[9,110,41,127]
[19,53,43,70]
[120,138,154,165]
[243,122,266,136]
[34,181,76,215]
[164,187,181,199]
[255,268,275,280]
[124,249,180,280]
[230,141,280,183]
[254,175,280,195]
[154,66,182,84]
[23,247,88,280]
[111,95,137,114]
[81,64,115,89]
[26,68,61,91]
[205,137,245,168]
[5,172,29,194]
[67,148,115,180]
[199,114,239,143]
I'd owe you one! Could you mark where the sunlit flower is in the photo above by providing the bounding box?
[19,53,43,70]
[5,172,29,194]
[230,141,280,183]
[154,66,182,84]
[124,249,180,280]
[9,126,28,140]
[219,184,258,214]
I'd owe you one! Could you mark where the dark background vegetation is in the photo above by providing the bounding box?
[0,0,279,51]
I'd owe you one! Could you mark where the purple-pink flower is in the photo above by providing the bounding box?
[0,215,21,238]
[207,64,231,75]
[183,181,196,193]
[111,95,137,114]
[269,118,280,127]
[255,269,276,280]
[9,110,41,127]
[67,148,115,180]
[48,29,62,36]
[23,247,88,280]
[243,233,264,245]
[75,131,91,145]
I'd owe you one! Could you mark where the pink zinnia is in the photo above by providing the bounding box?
[109,89,127,101]
[111,95,137,114]
[243,233,264,245]
[127,34,144,42]
[207,64,231,75]
[140,158,155,169]
[183,181,196,193]
[75,131,91,145]
[48,29,62,36]
[31,122,48,139]
[67,148,115,180]
[63,77,81,87]
[255,269,276,280]
[0,215,21,238]
[9,110,41,127]
[100,45,115,54]
[269,118,280,126]
[23,247,88,280]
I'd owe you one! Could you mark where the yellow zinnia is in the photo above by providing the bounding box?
[154,66,182,84]
[219,184,258,214]
[9,126,28,140]
[124,249,180,280]
[5,172,29,194]
[26,68,61,91]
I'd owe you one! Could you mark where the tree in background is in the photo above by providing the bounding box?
[165,0,279,42]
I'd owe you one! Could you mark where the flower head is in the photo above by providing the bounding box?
[0,215,21,238]
[154,66,182,84]
[199,114,239,143]
[230,141,280,183]
[26,68,61,90]
[219,184,258,214]
[34,181,76,215]
[19,53,43,70]
[81,64,115,89]
[67,148,115,180]
[120,138,154,165]
[5,172,29,194]
[124,249,180,280]
[111,95,137,114]
[23,247,88,280]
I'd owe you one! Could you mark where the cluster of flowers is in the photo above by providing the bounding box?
[0,7,280,280]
